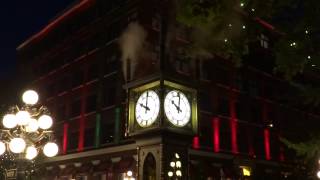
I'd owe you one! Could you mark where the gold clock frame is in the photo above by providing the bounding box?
[128,80,198,136]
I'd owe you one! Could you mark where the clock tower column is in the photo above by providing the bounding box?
[126,79,197,180]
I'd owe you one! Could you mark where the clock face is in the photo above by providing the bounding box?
[164,90,191,127]
[135,90,160,127]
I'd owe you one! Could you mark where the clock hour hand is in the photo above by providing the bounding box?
[140,103,150,112]
[171,100,182,113]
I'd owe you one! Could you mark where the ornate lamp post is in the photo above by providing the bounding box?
[0,90,58,178]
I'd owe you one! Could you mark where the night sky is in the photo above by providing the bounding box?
[0,1,74,79]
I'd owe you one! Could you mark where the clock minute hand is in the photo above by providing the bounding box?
[145,92,149,113]
[171,100,182,113]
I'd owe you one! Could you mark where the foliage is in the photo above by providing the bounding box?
[176,0,320,161]
[176,0,320,79]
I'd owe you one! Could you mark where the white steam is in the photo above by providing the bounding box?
[119,22,147,81]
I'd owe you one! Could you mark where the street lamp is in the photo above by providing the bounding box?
[0,90,58,160]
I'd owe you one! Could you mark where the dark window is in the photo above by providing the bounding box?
[46,82,56,98]
[238,123,249,154]
[104,54,118,75]
[218,98,229,116]
[199,60,210,81]
[251,103,262,123]
[215,68,230,85]
[67,131,79,151]
[100,109,115,144]
[86,94,97,113]
[248,79,259,96]
[88,63,99,81]
[103,86,116,107]
[219,118,231,151]
[252,127,264,158]
[72,69,84,88]
[84,128,95,148]
[235,72,244,91]
[57,75,70,93]
[56,103,66,122]
[70,98,81,118]
[236,100,246,121]
[199,92,212,112]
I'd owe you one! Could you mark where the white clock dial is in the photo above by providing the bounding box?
[135,90,160,127]
[164,90,191,127]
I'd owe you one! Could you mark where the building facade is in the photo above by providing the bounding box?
[16,0,320,179]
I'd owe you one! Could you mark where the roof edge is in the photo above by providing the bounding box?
[17,0,95,51]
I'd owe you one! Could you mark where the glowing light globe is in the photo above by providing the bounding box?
[9,138,26,153]
[16,111,30,126]
[176,161,181,168]
[43,142,58,157]
[317,170,320,179]
[2,114,18,129]
[0,141,6,155]
[127,171,133,177]
[170,161,175,167]
[168,171,173,177]
[26,146,38,160]
[176,170,182,177]
[26,119,39,132]
[22,90,39,105]
[38,115,53,130]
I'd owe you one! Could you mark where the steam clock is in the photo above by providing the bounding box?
[127,78,198,179]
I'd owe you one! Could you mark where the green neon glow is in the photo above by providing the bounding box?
[95,113,101,148]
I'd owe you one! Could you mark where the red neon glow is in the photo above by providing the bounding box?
[78,117,85,152]
[63,123,68,154]
[212,118,220,153]
[264,129,271,160]
[255,17,275,30]
[17,0,95,50]
[193,136,200,149]
[230,119,238,154]
[229,97,238,154]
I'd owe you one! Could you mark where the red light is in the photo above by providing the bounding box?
[193,136,200,149]
[63,123,68,154]
[212,118,220,153]
[264,129,271,160]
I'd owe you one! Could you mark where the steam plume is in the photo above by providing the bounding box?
[119,22,147,81]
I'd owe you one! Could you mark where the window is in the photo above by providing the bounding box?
[218,98,229,117]
[100,109,115,144]
[70,98,81,118]
[103,85,116,107]
[250,103,262,123]
[259,34,269,49]
[199,60,210,81]
[175,58,190,74]
[248,78,259,96]
[199,92,212,112]
[88,63,99,81]
[104,54,118,75]
[215,68,230,85]
[68,130,79,151]
[86,94,97,113]
[84,128,95,148]
[56,103,66,122]
[72,69,84,88]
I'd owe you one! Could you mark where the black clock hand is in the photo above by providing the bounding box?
[178,92,181,109]
[145,92,149,113]
[171,100,182,113]
[140,103,150,111]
